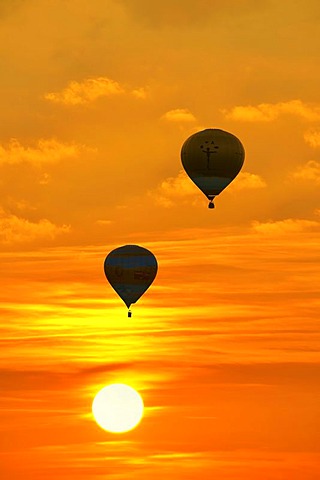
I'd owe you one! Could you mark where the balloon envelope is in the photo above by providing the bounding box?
[181,129,245,206]
[104,245,158,310]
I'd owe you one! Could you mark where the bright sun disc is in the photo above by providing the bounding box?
[92,384,144,433]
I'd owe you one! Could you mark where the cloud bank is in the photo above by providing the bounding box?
[252,218,320,234]
[0,209,70,244]
[290,160,320,184]
[304,129,320,148]
[0,138,80,166]
[161,108,197,123]
[45,77,125,105]
[151,170,266,207]
[223,100,320,122]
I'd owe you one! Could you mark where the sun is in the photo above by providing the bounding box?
[92,383,144,433]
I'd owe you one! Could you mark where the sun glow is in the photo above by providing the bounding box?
[92,384,144,433]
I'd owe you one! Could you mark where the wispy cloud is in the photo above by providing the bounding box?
[150,170,199,207]
[161,108,197,123]
[5,197,37,213]
[252,218,320,234]
[0,138,80,166]
[223,100,320,122]
[131,87,148,99]
[229,172,266,191]
[96,219,113,226]
[304,129,320,147]
[0,209,70,244]
[45,77,125,105]
[290,160,320,184]
[151,170,265,207]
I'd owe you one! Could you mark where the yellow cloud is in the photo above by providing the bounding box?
[151,170,199,207]
[252,218,319,234]
[229,172,267,191]
[152,170,265,207]
[0,209,70,244]
[6,198,36,213]
[44,77,125,105]
[161,108,197,122]
[96,219,113,226]
[223,100,320,122]
[131,87,148,99]
[0,138,80,166]
[304,129,320,147]
[290,160,320,184]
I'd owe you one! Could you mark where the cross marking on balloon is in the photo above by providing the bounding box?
[200,141,219,170]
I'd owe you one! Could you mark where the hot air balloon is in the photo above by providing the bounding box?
[181,128,245,208]
[104,245,158,317]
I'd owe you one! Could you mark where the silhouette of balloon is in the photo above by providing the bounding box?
[104,245,158,317]
[181,128,245,208]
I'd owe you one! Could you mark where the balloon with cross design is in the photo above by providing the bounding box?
[181,129,245,208]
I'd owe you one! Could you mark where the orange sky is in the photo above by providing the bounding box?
[1,1,320,479]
